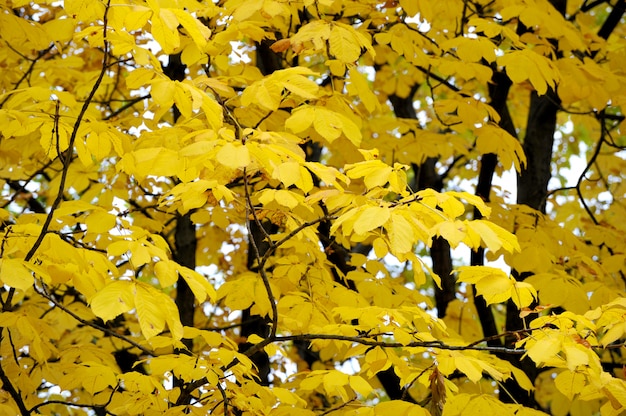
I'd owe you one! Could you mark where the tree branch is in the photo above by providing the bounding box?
[0,329,30,415]
[34,283,154,356]
[23,0,112,264]
[272,333,526,354]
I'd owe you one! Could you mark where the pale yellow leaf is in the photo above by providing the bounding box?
[285,106,315,133]
[274,190,300,209]
[151,14,180,54]
[135,283,167,339]
[90,280,135,322]
[349,375,373,397]
[216,142,250,170]
[0,259,33,291]
[313,108,343,141]
[555,370,586,400]
[353,206,390,235]
[179,266,216,303]
[171,9,211,49]
[468,220,521,253]
[388,213,415,254]
[347,67,379,113]
[329,25,362,63]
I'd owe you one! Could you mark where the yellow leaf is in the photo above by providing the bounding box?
[65,0,106,24]
[328,22,374,63]
[497,49,560,95]
[364,347,391,374]
[118,148,180,180]
[274,190,300,209]
[467,220,521,253]
[74,362,118,395]
[374,400,430,416]
[161,293,184,340]
[272,161,301,188]
[281,74,319,99]
[327,59,346,76]
[454,354,484,383]
[338,112,362,146]
[346,160,393,189]
[398,0,419,16]
[124,6,152,31]
[347,68,380,113]
[273,387,307,406]
[135,283,168,339]
[353,206,390,235]
[372,237,389,258]
[313,108,344,141]
[179,266,216,303]
[154,260,179,287]
[601,322,626,347]
[43,18,75,43]
[0,259,33,291]
[171,9,211,49]
[448,191,492,218]
[564,344,589,370]
[349,375,373,397]
[90,280,135,322]
[418,189,466,218]
[435,220,468,249]
[151,13,180,54]
[323,371,350,400]
[476,123,527,172]
[216,142,250,170]
[457,266,514,305]
[510,365,535,392]
[440,36,497,63]
[555,370,587,400]
[526,335,561,365]
[85,210,116,234]
[388,213,416,254]
[125,68,156,89]
[285,106,315,133]
[512,281,538,309]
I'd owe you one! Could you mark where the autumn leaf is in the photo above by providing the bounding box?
[3,0,626,414]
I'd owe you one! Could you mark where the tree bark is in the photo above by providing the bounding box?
[174,214,197,345]
[163,52,197,346]
[505,40,561,415]
[235,41,286,386]
[388,94,454,319]
[472,70,516,345]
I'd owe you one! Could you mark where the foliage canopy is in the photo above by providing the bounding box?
[1,0,626,414]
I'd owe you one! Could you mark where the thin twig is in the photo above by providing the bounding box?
[575,112,606,225]
[103,94,150,120]
[465,327,539,347]
[29,383,119,413]
[242,168,279,352]
[318,398,357,415]
[259,211,340,268]
[35,283,154,356]
[24,0,112,264]
[242,168,273,249]
[216,382,229,416]
[0,44,55,109]
[271,333,527,354]
[0,328,30,415]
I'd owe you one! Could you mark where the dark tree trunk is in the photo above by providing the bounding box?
[163,53,199,407]
[388,94,454,319]
[472,70,515,345]
[174,214,197,345]
[240,220,274,385]
[516,91,559,213]
[235,40,286,386]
